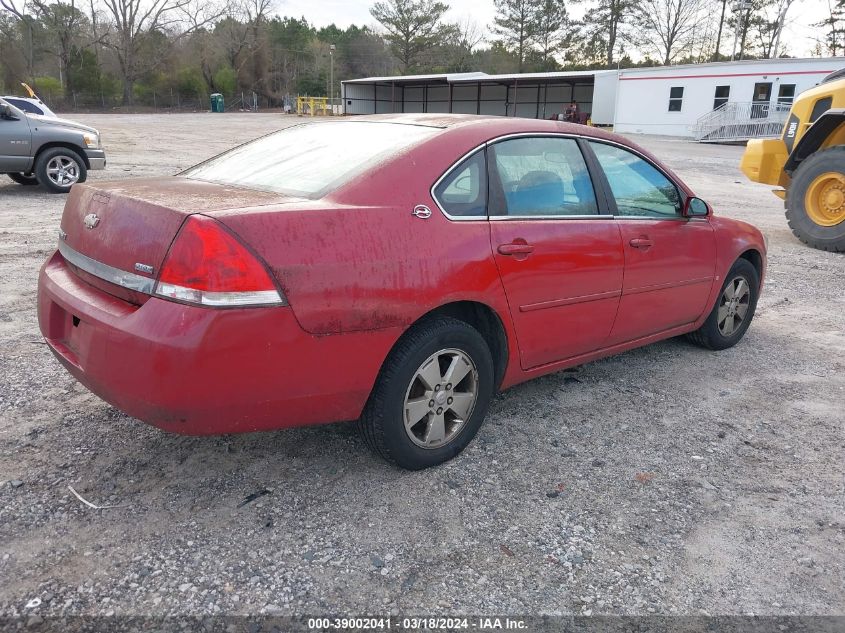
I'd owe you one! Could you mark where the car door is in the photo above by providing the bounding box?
[586,140,715,344]
[0,102,32,172]
[487,135,624,369]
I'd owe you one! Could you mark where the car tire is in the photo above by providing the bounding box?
[358,317,494,470]
[8,172,39,185]
[34,147,87,194]
[785,146,845,252]
[687,258,760,351]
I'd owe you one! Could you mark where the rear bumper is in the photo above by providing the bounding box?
[38,250,397,435]
[84,149,106,170]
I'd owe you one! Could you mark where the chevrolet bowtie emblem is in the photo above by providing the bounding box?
[83,213,100,229]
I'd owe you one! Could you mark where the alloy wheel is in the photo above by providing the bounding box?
[46,155,81,188]
[717,276,751,337]
[403,348,478,449]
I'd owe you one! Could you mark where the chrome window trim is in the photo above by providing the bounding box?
[584,137,689,219]
[489,214,608,221]
[58,240,155,294]
[430,143,489,222]
[430,131,696,222]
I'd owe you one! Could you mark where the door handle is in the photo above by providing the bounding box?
[498,243,535,256]
[629,237,653,249]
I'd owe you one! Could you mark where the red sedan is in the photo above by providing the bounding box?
[38,114,766,469]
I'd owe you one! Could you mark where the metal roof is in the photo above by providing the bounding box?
[342,69,610,85]
[341,57,845,86]
[342,72,488,85]
[616,55,845,76]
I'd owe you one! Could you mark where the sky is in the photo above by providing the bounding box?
[279,0,832,60]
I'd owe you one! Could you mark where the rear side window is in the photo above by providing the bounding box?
[590,142,681,217]
[433,150,487,217]
[6,98,43,115]
[489,137,597,216]
[184,121,437,198]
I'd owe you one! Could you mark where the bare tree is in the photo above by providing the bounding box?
[101,0,222,103]
[30,0,90,93]
[446,17,483,71]
[635,0,706,64]
[1,0,35,78]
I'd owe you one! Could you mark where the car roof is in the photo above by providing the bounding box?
[343,114,689,196]
[346,113,620,140]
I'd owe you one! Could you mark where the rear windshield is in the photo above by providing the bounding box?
[183,121,438,197]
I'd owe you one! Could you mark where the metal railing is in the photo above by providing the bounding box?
[692,101,792,142]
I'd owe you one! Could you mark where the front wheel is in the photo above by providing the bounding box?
[358,317,494,470]
[35,147,87,194]
[687,258,760,351]
[8,172,39,186]
[785,146,845,252]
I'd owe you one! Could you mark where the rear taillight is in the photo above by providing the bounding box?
[155,215,286,307]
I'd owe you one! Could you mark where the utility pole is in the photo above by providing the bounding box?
[329,44,336,112]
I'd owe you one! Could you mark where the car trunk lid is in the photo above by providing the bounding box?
[59,177,303,303]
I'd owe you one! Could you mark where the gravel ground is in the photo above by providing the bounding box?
[0,114,843,621]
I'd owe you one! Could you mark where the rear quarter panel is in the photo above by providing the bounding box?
[214,126,514,337]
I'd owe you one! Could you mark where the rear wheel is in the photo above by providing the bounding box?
[687,258,759,351]
[786,147,845,252]
[8,172,39,186]
[358,317,494,470]
[35,147,87,194]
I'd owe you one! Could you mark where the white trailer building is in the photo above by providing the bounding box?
[340,57,844,140]
[612,57,843,139]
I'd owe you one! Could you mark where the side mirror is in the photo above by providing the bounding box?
[0,104,17,120]
[684,196,710,217]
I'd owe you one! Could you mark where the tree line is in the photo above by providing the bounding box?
[0,0,837,110]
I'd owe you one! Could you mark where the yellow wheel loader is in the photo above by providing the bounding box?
[741,69,845,252]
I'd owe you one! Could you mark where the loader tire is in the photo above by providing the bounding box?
[786,146,845,253]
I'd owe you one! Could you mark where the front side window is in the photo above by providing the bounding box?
[184,121,437,197]
[590,142,681,218]
[433,150,487,217]
[668,87,684,112]
[489,136,597,216]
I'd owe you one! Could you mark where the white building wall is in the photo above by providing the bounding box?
[591,71,618,125]
[613,57,844,137]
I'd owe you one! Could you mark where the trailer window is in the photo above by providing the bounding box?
[668,87,684,112]
[713,86,730,110]
[777,84,796,105]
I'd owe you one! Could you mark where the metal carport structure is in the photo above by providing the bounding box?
[341,70,615,123]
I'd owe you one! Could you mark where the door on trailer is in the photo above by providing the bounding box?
[751,82,772,119]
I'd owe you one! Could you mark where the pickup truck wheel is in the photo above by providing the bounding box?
[358,317,494,470]
[35,147,87,194]
[687,258,759,351]
[8,173,39,185]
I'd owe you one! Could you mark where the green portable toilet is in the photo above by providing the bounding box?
[210,93,224,113]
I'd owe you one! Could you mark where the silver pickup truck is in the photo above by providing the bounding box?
[0,98,106,194]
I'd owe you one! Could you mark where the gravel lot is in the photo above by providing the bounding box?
[1,113,843,622]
